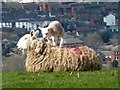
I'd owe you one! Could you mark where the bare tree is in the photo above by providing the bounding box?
[84,32,102,50]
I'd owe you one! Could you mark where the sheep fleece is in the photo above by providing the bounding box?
[26,40,101,72]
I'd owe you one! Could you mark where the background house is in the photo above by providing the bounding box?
[103,13,116,26]
[103,13,119,33]
[100,51,112,60]
[111,45,120,66]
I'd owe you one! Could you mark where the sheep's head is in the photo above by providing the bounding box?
[17,34,31,50]
[29,39,46,54]
[17,30,39,52]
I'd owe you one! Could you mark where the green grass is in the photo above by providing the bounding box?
[2,70,119,88]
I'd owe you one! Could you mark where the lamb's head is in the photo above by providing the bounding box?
[40,27,55,37]
[39,27,49,39]
[17,30,39,51]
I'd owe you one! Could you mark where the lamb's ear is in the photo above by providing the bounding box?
[39,27,42,31]
[39,27,45,31]
[48,28,54,33]
[30,30,35,37]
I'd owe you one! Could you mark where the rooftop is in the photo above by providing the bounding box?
[111,45,120,52]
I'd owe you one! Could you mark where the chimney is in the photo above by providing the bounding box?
[73,10,76,20]
[39,4,43,11]
[71,6,76,20]
[48,5,51,12]
[71,6,75,17]
[43,4,46,12]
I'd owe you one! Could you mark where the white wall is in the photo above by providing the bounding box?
[1,21,51,31]
[0,22,12,28]
[15,21,44,30]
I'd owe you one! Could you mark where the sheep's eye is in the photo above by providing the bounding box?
[46,33,48,35]
[25,38,27,39]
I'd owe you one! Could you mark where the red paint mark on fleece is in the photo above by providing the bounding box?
[61,46,83,55]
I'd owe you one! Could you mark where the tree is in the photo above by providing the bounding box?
[83,32,102,49]
[111,60,118,68]
[99,31,112,43]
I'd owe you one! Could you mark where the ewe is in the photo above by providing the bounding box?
[17,30,101,72]
[25,32,101,72]
[39,21,64,47]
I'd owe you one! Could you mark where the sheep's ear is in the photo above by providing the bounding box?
[34,30,39,36]
[48,28,54,33]
[30,30,34,37]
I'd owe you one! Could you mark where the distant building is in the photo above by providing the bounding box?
[0,20,52,31]
[100,45,120,67]
[111,45,120,66]
[100,51,112,60]
[103,13,119,32]
[15,20,50,31]
[0,22,12,28]
[103,13,116,26]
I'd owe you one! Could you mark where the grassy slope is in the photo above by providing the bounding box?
[2,70,119,88]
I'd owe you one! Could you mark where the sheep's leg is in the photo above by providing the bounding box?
[59,37,63,47]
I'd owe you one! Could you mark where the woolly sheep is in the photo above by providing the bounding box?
[25,38,101,72]
[39,21,64,47]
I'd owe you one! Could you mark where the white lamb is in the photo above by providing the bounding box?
[39,21,64,47]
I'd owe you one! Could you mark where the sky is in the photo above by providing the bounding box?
[19,0,35,3]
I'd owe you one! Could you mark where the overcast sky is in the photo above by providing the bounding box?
[2,0,120,3]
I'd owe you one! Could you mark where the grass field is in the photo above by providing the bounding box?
[2,70,119,88]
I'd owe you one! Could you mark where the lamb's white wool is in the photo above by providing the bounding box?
[39,27,49,38]
[17,30,39,54]
[39,21,64,47]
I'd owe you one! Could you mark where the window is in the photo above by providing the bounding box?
[116,52,118,54]
[115,56,119,60]
[109,56,111,58]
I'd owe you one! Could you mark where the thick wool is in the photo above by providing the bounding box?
[25,40,101,72]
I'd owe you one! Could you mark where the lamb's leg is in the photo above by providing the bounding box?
[59,38,63,47]
[46,37,51,44]
[51,36,56,46]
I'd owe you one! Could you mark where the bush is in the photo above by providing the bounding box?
[111,60,118,68]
